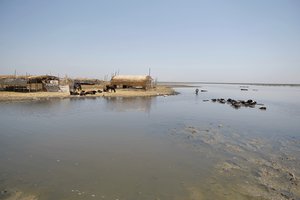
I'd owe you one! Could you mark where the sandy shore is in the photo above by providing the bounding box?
[0,86,177,102]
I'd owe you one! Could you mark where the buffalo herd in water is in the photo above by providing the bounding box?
[211,98,267,110]
[196,88,267,110]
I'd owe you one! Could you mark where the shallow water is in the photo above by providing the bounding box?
[0,84,300,200]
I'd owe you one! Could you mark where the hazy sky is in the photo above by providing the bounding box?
[0,0,299,83]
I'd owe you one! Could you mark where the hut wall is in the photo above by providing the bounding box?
[111,76,152,89]
[111,80,147,87]
[28,83,43,92]
[0,75,60,92]
[44,83,60,92]
[28,76,59,92]
[0,78,28,92]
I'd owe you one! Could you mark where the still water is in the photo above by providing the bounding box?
[0,84,300,200]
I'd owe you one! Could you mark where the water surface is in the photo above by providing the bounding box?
[0,84,300,199]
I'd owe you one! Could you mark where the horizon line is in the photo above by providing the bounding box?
[158,81,300,86]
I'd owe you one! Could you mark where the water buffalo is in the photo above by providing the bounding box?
[70,91,79,95]
[105,85,116,93]
[85,90,97,95]
[73,83,82,91]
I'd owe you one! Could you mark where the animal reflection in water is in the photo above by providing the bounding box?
[104,96,153,112]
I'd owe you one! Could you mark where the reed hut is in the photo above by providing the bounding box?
[73,78,102,85]
[29,75,60,92]
[110,75,153,89]
[0,75,27,92]
[0,75,59,92]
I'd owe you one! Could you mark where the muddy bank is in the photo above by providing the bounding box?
[169,124,300,200]
[0,190,38,200]
[0,86,177,102]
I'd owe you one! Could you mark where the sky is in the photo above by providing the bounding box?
[0,0,299,83]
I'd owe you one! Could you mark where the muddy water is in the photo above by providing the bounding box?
[0,84,300,200]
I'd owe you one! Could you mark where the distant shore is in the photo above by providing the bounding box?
[159,82,300,87]
[0,86,177,102]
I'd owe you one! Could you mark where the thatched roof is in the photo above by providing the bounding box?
[74,78,103,85]
[111,75,152,82]
[0,75,29,79]
[28,75,59,81]
[0,75,59,81]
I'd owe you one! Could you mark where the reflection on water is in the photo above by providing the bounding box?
[103,96,154,113]
[0,84,300,200]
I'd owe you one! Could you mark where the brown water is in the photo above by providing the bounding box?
[0,84,300,200]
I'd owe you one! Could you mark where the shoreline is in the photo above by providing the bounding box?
[0,86,177,103]
[159,82,300,87]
